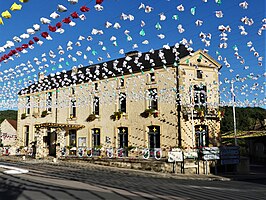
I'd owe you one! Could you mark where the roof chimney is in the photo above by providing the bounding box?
[125,51,139,57]
[38,72,45,82]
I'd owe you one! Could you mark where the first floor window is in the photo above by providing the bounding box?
[26,96,30,115]
[70,99,76,118]
[93,96,99,115]
[194,85,207,109]
[119,93,126,113]
[148,88,158,110]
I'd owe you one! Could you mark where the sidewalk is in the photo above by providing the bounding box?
[1,155,266,182]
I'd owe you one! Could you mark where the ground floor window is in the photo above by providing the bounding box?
[69,130,77,147]
[195,125,209,148]
[78,137,86,147]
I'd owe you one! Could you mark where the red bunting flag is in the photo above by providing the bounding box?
[41,32,49,38]
[80,6,90,12]
[48,25,56,32]
[33,37,39,42]
[96,0,104,5]
[71,12,79,19]
[28,40,34,45]
[62,17,71,24]
[56,22,62,28]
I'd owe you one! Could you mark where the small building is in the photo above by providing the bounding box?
[0,119,17,147]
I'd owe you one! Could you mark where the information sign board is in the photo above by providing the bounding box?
[168,151,183,162]
[201,147,220,160]
[220,146,240,165]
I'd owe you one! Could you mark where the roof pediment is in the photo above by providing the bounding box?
[179,50,222,69]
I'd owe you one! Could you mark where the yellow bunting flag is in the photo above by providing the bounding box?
[10,3,22,11]
[1,10,12,19]
[19,0,29,3]
[0,17,4,25]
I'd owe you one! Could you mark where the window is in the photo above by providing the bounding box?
[92,128,100,147]
[94,82,99,91]
[47,92,52,112]
[118,127,128,148]
[70,98,76,118]
[196,70,203,79]
[148,126,160,150]
[194,85,207,109]
[69,130,77,147]
[71,87,75,95]
[195,125,208,148]
[78,137,87,147]
[26,96,30,115]
[24,126,29,146]
[150,73,156,82]
[119,92,126,113]
[148,88,158,110]
[93,96,99,115]
[119,78,125,87]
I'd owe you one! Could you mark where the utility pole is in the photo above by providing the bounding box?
[231,81,237,146]
[190,85,195,148]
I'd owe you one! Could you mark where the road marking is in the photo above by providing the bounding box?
[0,164,29,174]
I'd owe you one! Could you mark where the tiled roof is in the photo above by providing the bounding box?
[6,119,17,130]
[18,44,190,95]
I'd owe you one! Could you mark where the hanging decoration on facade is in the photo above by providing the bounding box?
[0,0,264,110]
[142,148,150,159]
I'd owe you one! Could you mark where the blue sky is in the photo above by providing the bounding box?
[0,0,265,109]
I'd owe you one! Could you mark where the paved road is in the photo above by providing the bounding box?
[0,160,265,200]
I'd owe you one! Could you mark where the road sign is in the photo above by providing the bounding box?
[203,154,220,160]
[220,146,240,165]
[184,150,198,159]
[201,147,220,160]
[168,151,183,162]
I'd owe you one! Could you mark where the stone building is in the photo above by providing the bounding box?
[16,44,222,158]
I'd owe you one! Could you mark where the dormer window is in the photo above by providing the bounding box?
[197,70,203,79]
